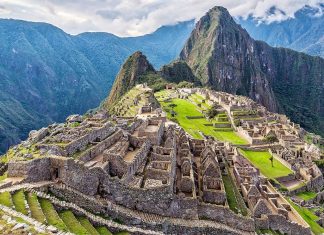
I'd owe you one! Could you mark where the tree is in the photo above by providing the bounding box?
[264,134,278,167]
[206,103,219,119]
[168,104,177,117]
[269,155,274,167]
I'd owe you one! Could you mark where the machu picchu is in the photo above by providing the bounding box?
[0,3,324,235]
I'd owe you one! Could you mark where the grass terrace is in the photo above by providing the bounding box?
[156,92,248,145]
[97,226,113,235]
[0,190,125,235]
[12,190,28,215]
[59,210,89,235]
[296,191,317,201]
[39,198,68,231]
[239,149,293,179]
[287,198,324,235]
[222,173,248,216]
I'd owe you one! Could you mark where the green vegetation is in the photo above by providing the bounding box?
[69,122,80,128]
[78,216,100,235]
[12,190,28,215]
[296,191,317,201]
[257,229,282,234]
[155,92,248,145]
[39,198,67,231]
[96,226,113,235]
[239,149,293,179]
[287,198,324,234]
[222,173,248,215]
[0,191,13,207]
[0,172,7,181]
[26,192,46,222]
[114,232,130,235]
[59,210,89,235]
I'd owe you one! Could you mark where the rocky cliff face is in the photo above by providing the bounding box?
[105,52,155,107]
[180,6,324,135]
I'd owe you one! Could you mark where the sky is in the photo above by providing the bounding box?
[0,0,323,36]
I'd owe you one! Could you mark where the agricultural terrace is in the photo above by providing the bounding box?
[287,198,324,235]
[239,149,293,179]
[0,189,126,235]
[155,90,248,145]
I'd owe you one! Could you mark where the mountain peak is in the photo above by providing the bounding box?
[180,6,324,135]
[104,51,155,107]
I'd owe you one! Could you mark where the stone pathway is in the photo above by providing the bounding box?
[0,181,52,193]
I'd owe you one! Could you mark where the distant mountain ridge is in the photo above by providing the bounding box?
[238,5,324,58]
[0,19,194,154]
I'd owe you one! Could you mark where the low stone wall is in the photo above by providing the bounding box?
[276,174,296,184]
[268,214,311,235]
[197,203,254,232]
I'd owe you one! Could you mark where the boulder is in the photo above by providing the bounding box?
[66,114,83,123]
[29,127,49,143]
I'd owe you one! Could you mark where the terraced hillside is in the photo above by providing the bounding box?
[0,189,126,235]
[109,85,159,117]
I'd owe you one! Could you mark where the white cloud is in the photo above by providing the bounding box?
[0,0,322,36]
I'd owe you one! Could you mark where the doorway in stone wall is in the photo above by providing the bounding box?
[52,168,60,180]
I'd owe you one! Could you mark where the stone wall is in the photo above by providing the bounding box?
[79,129,123,162]
[8,158,51,182]
[63,124,115,156]
[58,159,105,196]
[268,214,311,235]
[197,203,255,232]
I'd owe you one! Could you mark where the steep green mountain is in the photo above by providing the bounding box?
[105,51,155,107]
[180,6,324,136]
[239,5,324,58]
[104,52,200,109]
[0,19,193,154]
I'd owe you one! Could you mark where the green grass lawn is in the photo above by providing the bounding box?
[296,191,317,201]
[59,210,88,235]
[39,198,67,231]
[0,191,13,207]
[287,198,324,235]
[239,149,293,179]
[159,98,248,145]
[78,216,100,235]
[96,226,113,235]
[26,192,46,223]
[222,174,248,215]
[12,190,28,215]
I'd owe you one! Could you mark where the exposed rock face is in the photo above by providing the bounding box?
[180,6,324,135]
[105,52,155,107]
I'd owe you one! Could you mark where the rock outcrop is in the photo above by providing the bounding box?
[180,6,324,135]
